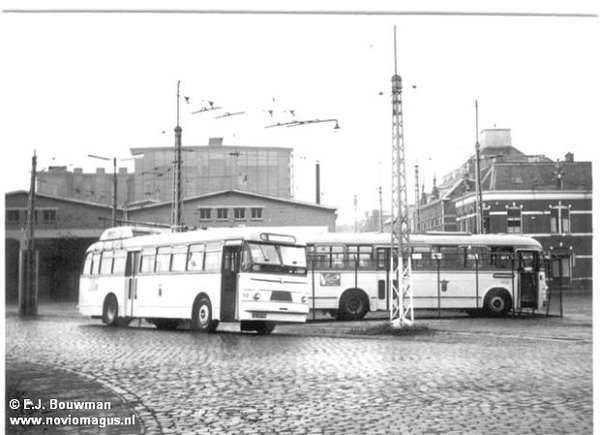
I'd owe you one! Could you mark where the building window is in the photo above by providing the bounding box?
[6,209,20,223]
[251,207,263,220]
[507,208,522,233]
[561,209,571,233]
[482,209,490,234]
[234,208,246,220]
[550,207,570,234]
[198,208,212,221]
[216,208,229,220]
[42,209,57,223]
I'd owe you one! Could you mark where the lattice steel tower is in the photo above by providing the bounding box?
[172,80,184,231]
[390,27,414,327]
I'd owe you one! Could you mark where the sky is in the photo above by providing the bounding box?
[1,1,598,226]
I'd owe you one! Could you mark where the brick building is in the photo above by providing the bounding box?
[417,129,592,289]
[5,191,117,302]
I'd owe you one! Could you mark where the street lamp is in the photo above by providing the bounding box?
[88,154,117,227]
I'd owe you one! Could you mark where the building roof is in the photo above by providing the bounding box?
[126,189,338,212]
[487,162,592,191]
[5,190,115,209]
[130,144,293,154]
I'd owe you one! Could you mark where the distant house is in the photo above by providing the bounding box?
[417,129,592,289]
[127,189,337,231]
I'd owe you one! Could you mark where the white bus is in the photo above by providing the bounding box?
[306,232,548,320]
[79,226,310,334]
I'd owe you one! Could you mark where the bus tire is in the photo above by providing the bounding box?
[191,296,219,333]
[337,289,369,321]
[484,288,512,317]
[102,294,130,327]
[241,321,276,335]
[256,322,276,335]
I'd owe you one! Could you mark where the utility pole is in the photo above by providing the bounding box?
[390,26,414,328]
[474,100,484,233]
[19,151,38,316]
[378,186,384,233]
[172,80,184,232]
[414,162,420,232]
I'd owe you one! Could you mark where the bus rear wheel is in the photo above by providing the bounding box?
[191,296,219,333]
[102,295,130,327]
[484,289,512,317]
[337,290,369,321]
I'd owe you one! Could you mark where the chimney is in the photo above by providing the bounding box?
[96,168,105,174]
[315,161,321,204]
[73,168,83,174]
[480,129,512,148]
[208,137,224,147]
[564,152,574,163]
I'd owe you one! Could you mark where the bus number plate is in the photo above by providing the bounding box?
[252,312,267,319]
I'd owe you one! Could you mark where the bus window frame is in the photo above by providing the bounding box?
[140,247,157,274]
[155,246,173,273]
[187,244,206,272]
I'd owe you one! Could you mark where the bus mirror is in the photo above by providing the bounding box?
[432,252,442,260]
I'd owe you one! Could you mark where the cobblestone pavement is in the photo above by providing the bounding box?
[5,299,593,435]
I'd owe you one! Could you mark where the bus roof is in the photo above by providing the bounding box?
[306,232,543,250]
[90,226,304,252]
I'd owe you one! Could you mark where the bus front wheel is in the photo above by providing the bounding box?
[484,289,512,317]
[337,289,369,321]
[191,296,219,333]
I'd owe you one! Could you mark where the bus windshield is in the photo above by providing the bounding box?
[243,242,307,275]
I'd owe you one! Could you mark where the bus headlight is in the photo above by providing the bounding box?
[253,292,261,301]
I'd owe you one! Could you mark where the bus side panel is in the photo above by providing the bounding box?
[78,276,103,317]
[132,272,222,320]
[79,276,126,317]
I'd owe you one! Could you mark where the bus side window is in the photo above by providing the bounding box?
[171,245,188,272]
[99,251,114,274]
[490,247,513,269]
[204,243,222,272]
[91,252,102,275]
[314,246,330,269]
[348,245,373,269]
[188,244,205,271]
[112,251,127,275]
[140,248,156,273]
[411,246,431,270]
[376,247,389,270]
[155,247,172,273]
[439,246,461,270]
[331,245,344,269]
[82,252,93,275]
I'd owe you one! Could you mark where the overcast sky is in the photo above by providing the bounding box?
[1,2,598,226]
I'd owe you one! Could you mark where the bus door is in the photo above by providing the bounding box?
[376,247,391,310]
[221,244,242,321]
[517,250,539,309]
[124,251,140,317]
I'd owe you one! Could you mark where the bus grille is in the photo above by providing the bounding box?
[270,291,292,302]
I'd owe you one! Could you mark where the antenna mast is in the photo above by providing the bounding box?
[390,26,414,327]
